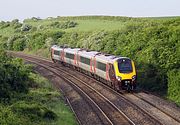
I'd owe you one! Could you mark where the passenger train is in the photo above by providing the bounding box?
[51,45,137,91]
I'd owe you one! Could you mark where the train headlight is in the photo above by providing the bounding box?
[132,75,136,81]
[116,76,122,82]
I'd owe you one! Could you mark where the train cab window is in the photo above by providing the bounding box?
[97,61,106,71]
[66,53,74,59]
[80,56,90,65]
[118,59,133,73]
[54,50,60,55]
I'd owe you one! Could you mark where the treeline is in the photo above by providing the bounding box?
[0,19,77,35]
[0,16,179,105]
[57,16,134,22]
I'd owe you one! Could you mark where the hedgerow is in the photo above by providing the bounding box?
[0,16,179,104]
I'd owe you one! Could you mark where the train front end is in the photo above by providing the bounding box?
[114,58,136,91]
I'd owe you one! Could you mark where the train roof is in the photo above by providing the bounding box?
[64,48,81,53]
[52,45,81,53]
[95,54,130,63]
[51,45,63,51]
[51,45,131,63]
[78,50,99,58]
[95,53,119,63]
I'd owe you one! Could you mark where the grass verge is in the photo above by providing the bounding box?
[0,72,78,125]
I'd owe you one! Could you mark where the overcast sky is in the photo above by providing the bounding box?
[0,0,180,21]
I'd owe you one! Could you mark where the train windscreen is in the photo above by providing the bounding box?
[118,59,133,73]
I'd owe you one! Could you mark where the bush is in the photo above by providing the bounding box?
[21,24,32,31]
[13,38,26,51]
[50,21,77,29]
[0,104,21,125]
[11,101,57,122]
[167,70,180,106]
[0,50,31,102]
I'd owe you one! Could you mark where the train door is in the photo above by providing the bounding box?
[90,57,93,73]
[89,56,96,76]
[62,49,65,63]
[106,63,110,81]
[74,51,79,67]
[93,57,96,74]
[51,48,53,59]
[109,64,121,90]
[60,49,63,62]
[76,52,80,70]
[77,52,79,66]
[74,52,76,65]
[109,64,116,82]
[51,48,55,62]
[59,50,61,61]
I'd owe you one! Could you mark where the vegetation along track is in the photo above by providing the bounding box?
[11,52,180,125]
[11,52,135,125]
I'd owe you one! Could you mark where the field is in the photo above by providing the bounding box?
[0,16,179,107]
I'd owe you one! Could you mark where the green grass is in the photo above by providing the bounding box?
[24,16,180,32]
[28,73,78,125]
[23,48,51,58]
[0,27,16,37]
[22,17,128,32]
[65,20,126,32]
[0,73,78,125]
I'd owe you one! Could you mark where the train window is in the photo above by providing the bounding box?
[80,56,90,65]
[97,61,106,71]
[118,59,133,73]
[54,50,60,55]
[66,53,74,59]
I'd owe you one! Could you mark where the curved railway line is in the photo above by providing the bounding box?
[13,52,134,125]
[10,52,180,125]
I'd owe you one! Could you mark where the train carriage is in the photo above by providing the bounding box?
[51,45,137,91]
[64,48,80,67]
[77,50,99,74]
[51,45,62,62]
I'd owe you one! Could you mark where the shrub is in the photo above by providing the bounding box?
[13,38,26,51]
[49,21,77,29]
[0,50,31,102]
[11,101,57,121]
[0,105,21,125]
[21,24,32,31]
[167,70,180,106]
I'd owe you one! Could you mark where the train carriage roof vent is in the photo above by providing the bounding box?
[104,54,111,56]
[78,48,90,52]
[95,52,102,56]
[110,56,118,59]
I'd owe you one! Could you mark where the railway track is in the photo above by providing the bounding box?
[10,52,180,125]
[34,64,110,125]
[131,93,180,124]
[12,52,134,125]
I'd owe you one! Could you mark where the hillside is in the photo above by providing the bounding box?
[0,16,179,105]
